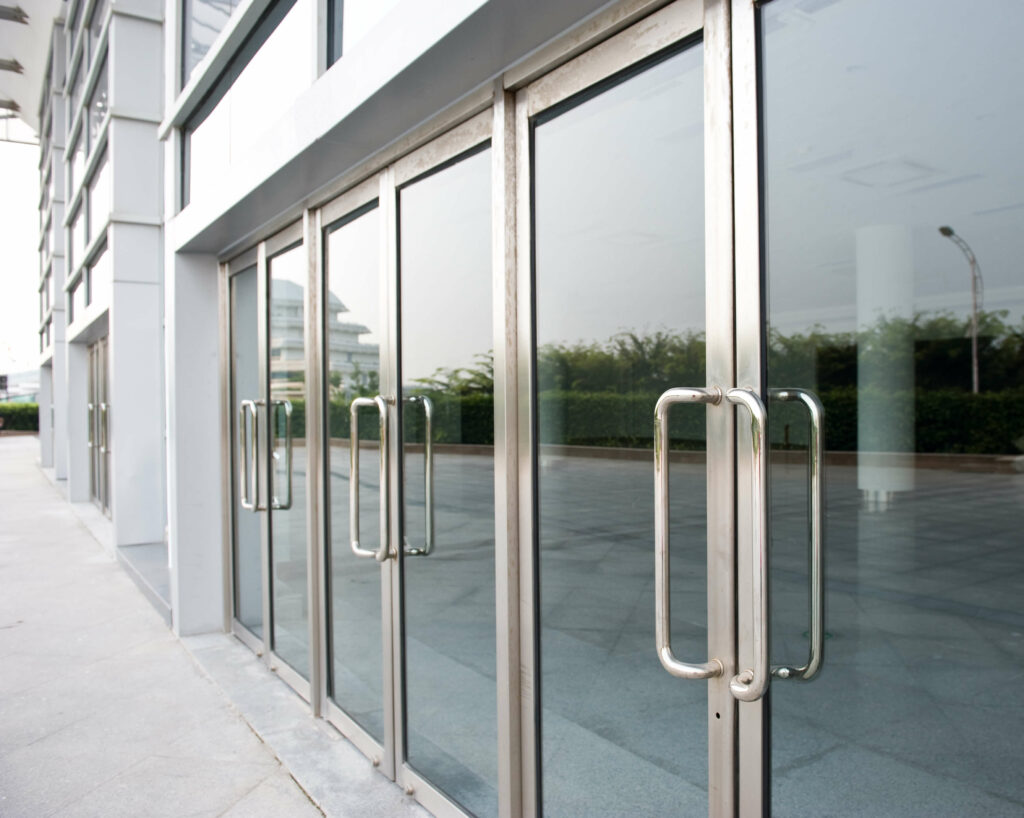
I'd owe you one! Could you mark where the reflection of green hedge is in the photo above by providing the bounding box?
[770,387,1024,455]
[311,388,1024,455]
[0,403,39,431]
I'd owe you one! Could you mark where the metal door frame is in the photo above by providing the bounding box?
[223,221,315,704]
[317,172,395,775]
[512,0,738,814]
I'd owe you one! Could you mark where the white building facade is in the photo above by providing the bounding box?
[17,0,1024,815]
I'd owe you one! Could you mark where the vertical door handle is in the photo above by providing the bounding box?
[87,402,94,449]
[270,399,293,510]
[99,403,110,454]
[768,388,825,681]
[654,387,724,680]
[403,395,435,556]
[239,399,260,512]
[350,395,392,562]
[726,388,769,702]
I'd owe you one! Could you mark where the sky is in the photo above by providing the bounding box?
[0,119,41,377]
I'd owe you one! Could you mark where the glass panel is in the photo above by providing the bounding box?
[90,244,111,307]
[71,206,86,274]
[182,0,242,83]
[762,1,1024,813]
[324,203,385,740]
[87,59,108,150]
[533,43,706,816]
[71,276,87,325]
[231,266,263,636]
[88,153,111,239]
[88,0,108,57]
[399,146,495,816]
[70,64,84,124]
[186,0,314,207]
[71,132,85,199]
[269,242,309,679]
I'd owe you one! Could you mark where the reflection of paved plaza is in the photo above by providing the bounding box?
[290,445,1024,816]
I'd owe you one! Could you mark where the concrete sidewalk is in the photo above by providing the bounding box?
[0,435,321,817]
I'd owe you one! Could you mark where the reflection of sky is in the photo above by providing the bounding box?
[400,148,492,385]
[327,206,382,348]
[534,44,705,349]
[763,0,1024,335]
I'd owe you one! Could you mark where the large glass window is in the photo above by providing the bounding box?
[87,152,111,239]
[182,0,310,208]
[87,59,109,150]
[70,205,87,274]
[182,0,242,84]
[761,0,1024,813]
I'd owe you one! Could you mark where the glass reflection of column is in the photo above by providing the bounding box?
[855,225,914,513]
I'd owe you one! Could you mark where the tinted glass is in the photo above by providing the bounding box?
[399,146,496,816]
[325,203,386,740]
[533,43,707,816]
[269,242,310,679]
[762,1,1024,812]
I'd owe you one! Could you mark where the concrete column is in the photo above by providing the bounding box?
[165,240,226,636]
[65,340,91,502]
[38,365,53,468]
[856,225,915,511]
[52,309,68,482]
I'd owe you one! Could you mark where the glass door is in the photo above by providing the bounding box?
[88,336,110,515]
[734,0,1024,813]
[227,222,313,698]
[518,2,738,815]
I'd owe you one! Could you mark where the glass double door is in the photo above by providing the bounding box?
[321,120,498,817]
[87,336,110,514]
[229,226,312,693]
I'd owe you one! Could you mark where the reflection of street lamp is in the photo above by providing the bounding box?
[938,226,983,394]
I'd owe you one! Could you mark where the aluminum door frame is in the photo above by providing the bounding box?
[512,0,738,814]
[388,109,495,818]
[223,244,266,659]
[223,223,316,705]
[317,172,396,777]
[263,219,313,703]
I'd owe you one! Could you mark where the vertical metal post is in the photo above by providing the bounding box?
[492,82,522,818]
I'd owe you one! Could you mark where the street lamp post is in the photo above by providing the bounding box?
[938,226,983,394]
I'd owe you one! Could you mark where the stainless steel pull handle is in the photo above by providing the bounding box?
[239,400,256,511]
[270,399,293,510]
[87,402,94,449]
[727,388,770,702]
[654,387,724,680]
[99,403,110,454]
[403,395,434,556]
[350,395,391,562]
[769,388,825,682]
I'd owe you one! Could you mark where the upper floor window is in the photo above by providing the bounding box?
[182,0,243,85]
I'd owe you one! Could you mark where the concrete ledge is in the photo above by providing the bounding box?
[181,633,430,818]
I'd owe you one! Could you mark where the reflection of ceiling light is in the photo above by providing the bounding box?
[842,159,936,187]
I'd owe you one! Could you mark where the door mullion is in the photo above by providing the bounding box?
[704,0,738,815]
[381,166,401,782]
[256,240,273,663]
[730,0,766,815]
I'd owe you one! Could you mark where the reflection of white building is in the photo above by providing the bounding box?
[325,289,379,393]
[270,280,378,393]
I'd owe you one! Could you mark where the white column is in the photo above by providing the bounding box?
[38,365,53,468]
[65,340,91,502]
[165,239,226,636]
[856,224,915,511]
